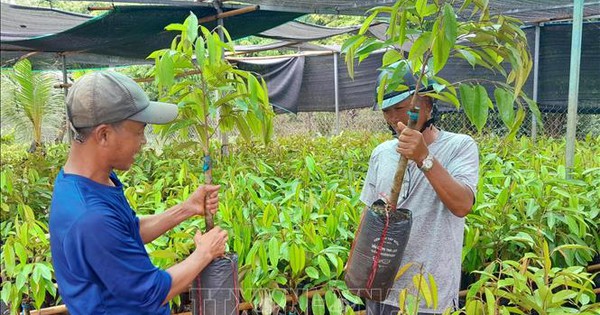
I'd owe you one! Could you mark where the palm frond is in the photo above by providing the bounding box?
[2,59,65,145]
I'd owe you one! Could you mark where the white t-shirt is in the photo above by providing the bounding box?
[360,130,479,313]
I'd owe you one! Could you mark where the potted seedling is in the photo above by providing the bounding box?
[150,12,273,315]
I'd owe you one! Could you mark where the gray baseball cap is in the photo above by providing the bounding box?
[66,71,178,128]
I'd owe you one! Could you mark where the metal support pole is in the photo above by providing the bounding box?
[62,55,68,97]
[531,24,541,142]
[59,54,71,143]
[565,0,584,178]
[333,52,340,135]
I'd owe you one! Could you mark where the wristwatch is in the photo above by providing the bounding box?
[419,154,434,172]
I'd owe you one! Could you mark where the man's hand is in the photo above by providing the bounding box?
[182,185,220,217]
[396,121,429,166]
[194,227,228,260]
[163,226,229,304]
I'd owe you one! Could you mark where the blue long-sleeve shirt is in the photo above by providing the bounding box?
[49,170,171,314]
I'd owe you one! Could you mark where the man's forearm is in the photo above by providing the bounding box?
[139,204,191,244]
[163,249,213,304]
[423,158,475,217]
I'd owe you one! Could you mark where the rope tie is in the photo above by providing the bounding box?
[366,209,390,293]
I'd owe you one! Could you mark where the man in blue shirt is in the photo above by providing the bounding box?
[50,71,229,314]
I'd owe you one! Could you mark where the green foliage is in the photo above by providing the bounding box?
[1,145,67,312]
[342,0,538,137]
[1,59,64,152]
[1,134,598,313]
[394,263,441,314]
[117,133,379,313]
[150,13,274,155]
[1,207,56,313]
[463,136,600,273]
[458,244,598,315]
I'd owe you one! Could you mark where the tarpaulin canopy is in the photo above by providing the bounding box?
[259,20,363,41]
[0,3,90,41]
[1,4,378,67]
[1,3,302,61]
[232,0,600,23]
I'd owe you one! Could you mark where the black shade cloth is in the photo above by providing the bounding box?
[0,4,90,41]
[236,50,384,113]
[238,57,306,113]
[232,0,600,23]
[259,20,363,41]
[234,22,599,114]
[1,4,302,59]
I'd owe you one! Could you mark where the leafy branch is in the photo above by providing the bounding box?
[342,0,541,136]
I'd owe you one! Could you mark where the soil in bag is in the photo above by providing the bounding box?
[345,199,412,301]
[192,253,239,315]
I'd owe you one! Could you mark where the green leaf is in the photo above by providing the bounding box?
[32,263,42,282]
[415,0,427,18]
[298,292,309,312]
[395,262,414,280]
[376,74,388,107]
[523,95,543,127]
[272,289,286,308]
[289,243,301,275]
[432,28,451,74]
[16,273,26,291]
[442,4,457,44]
[341,35,365,54]
[408,32,432,69]
[305,156,316,175]
[326,290,343,315]
[185,13,199,43]
[398,10,407,48]
[33,282,46,309]
[494,88,515,128]
[382,50,403,67]
[428,273,438,309]
[268,237,280,267]
[432,4,457,74]
[460,84,490,132]
[149,249,178,260]
[305,266,319,279]
[413,274,432,307]
[157,52,175,90]
[507,106,525,139]
[164,23,185,32]
[457,49,478,67]
[1,282,11,304]
[4,242,16,274]
[37,263,52,281]
[312,293,325,315]
[360,12,377,35]
[484,288,495,314]
[341,290,364,305]
[195,37,206,67]
[318,255,331,278]
[551,290,577,304]
[14,242,27,265]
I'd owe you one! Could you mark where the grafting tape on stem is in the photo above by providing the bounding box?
[203,155,212,173]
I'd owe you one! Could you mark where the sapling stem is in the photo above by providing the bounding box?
[388,108,419,211]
